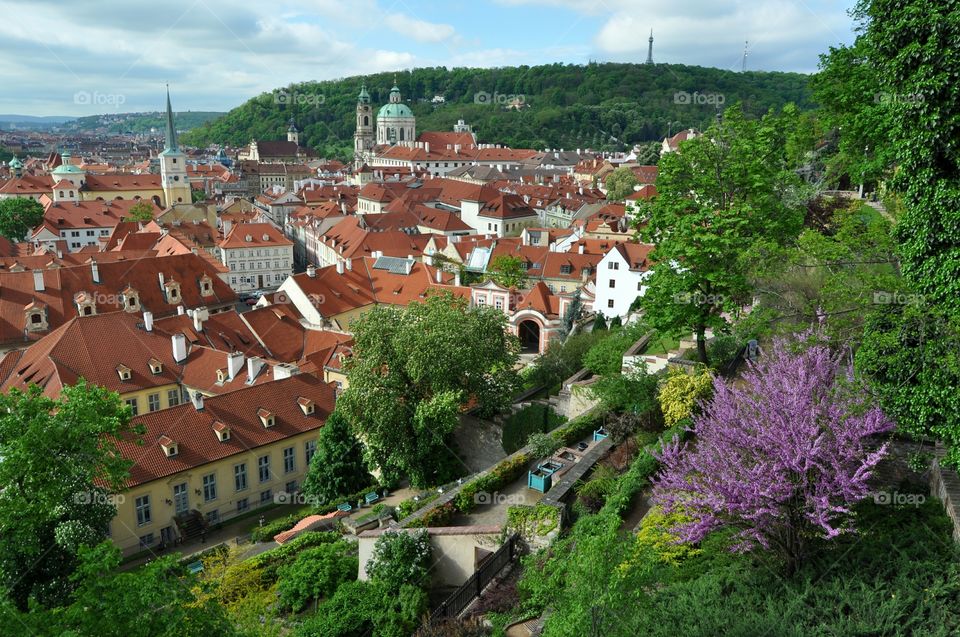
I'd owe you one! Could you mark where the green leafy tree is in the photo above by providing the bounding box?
[1,542,236,636]
[605,167,639,201]
[0,381,139,611]
[301,410,370,505]
[124,201,155,222]
[277,542,358,612]
[365,529,433,593]
[845,0,960,313]
[811,40,895,188]
[0,196,44,241]
[487,254,527,288]
[339,293,519,486]
[857,304,960,466]
[637,105,806,363]
[191,189,206,203]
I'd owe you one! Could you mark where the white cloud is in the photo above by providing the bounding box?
[384,13,457,43]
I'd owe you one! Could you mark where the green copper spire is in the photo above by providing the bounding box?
[164,84,179,153]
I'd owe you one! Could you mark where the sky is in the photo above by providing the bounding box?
[0,0,857,117]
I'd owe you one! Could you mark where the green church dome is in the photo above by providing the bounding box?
[377,102,414,119]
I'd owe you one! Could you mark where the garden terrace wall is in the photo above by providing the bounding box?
[540,437,613,511]
[397,409,605,528]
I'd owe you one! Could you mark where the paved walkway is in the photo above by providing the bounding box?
[119,486,420,571]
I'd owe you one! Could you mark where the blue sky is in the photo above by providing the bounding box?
[0,0,857,116]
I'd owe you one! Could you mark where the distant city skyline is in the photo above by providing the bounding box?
[0,0,856,116]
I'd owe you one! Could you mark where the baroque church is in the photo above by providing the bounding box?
[353,82,416,167]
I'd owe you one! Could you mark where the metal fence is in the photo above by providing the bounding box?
[430,533,520,622]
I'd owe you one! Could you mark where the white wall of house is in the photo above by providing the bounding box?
[594,247,651,319]
[221,244,294,292]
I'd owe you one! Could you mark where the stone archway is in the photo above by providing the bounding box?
[518,319,541,354]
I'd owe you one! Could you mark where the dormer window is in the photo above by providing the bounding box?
[158,435,178,458]
[199,275,213,297]
[121,286,141,312]
[258,408,275,428]
[216,368,227,383]
[297,397,315,415]
[116,364,132,381]
[148,358,163,375]
[74,291,96,316]
[560,264,572,275]
[164,280,181,304]
[24,303,48,333]
[213,421,231,442]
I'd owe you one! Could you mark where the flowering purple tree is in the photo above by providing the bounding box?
[652,336,894,575]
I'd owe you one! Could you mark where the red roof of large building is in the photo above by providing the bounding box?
[117,374,335,487]
[219,222,293,249]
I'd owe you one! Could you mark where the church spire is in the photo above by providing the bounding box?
[164,84,179,153]
[646,29,654,65]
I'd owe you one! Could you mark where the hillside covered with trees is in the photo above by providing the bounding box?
[182,62,814,160]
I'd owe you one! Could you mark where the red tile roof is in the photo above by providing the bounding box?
[219,223,293,249]
[117,374,335,488]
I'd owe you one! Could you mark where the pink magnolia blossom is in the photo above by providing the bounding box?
[652,335,893,573]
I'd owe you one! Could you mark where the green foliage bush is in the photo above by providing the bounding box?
[276,542,358,612]
[366,529,433,593]
[456,453,532,513]
[501,404,566,454]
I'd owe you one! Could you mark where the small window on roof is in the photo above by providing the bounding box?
[148,358,163,374]
[116,364,132,381]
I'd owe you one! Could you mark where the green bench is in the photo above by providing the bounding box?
[336,502,352,513]
[186,560,203,575]
[364,491,380,506]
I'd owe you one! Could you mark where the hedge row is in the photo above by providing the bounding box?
[456,453,532,513]
[601,422,689,519]
[550,408,606,447]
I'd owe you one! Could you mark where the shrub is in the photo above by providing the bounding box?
[528,432,561,459]
[657,367,714,426]
[217,559,271,605]
[276,542,358,612]
[629,506,701,566]
[575,465,618,512]
[366,529,433,593]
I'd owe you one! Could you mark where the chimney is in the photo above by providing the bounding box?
[32,269,44,292]
[578,244,585,254]
[177,305,185,315]
[346,259,353,271]
[435,269,442,284]
[246,356,265,383]
[335,261,345,274]
[454,271,461,287]
[272,363,299,380]
[171,333,187,363]
[404,259,413,275]
[190,391,204,411]
[227,351,244,381]
[143,311,153,332]
[223,219,232,235]
[306,264,317,278]
[158,272,165,289]
[193,307,208,332]
[90,259,100,284]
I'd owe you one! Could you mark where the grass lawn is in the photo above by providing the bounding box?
[644,333,681,356]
